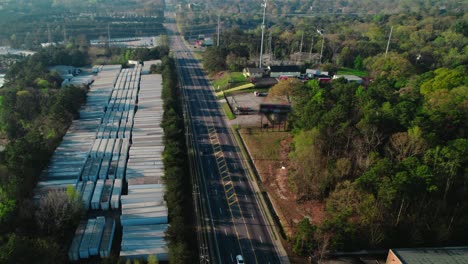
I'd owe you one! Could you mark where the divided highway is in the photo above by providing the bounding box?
[165,16,288,264]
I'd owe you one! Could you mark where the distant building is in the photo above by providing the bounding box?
[386,247,468,264]
[267,65,301,78]
[306,69,330,78]
[0,74,5,88]
[332,74,363,84]
[202,38,213,47]
[243,68,265,78]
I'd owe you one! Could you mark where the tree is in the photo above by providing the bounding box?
[35,189,84,239]
[202,47,227,73]
[0,234,63,264]
[385,127,427,162]
[420,67,467,95]
[268,78,302,103]
[290,128,328,200]
[0,187,15,225]
[364,52,414,82]
[293,217,316,255]
[147,254,159,264]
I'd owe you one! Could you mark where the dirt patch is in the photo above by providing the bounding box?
[239,128,325,238]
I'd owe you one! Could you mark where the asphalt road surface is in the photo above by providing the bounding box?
[164,15,286,264]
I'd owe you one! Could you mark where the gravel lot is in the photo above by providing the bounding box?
[224,92,267,128]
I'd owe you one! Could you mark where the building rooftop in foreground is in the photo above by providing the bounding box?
[387,247,468,264]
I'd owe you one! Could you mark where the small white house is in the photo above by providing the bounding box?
[243,68,265,78]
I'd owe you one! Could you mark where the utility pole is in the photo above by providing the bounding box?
[63,25,67,44]
[107,23,111,46]
[259,0,267,68]
[47,24,52,44]
[309,36,314,60]
[299,32,304,53]
[317,29,324,64]
[216,13,220,47]
[385,26,393,56]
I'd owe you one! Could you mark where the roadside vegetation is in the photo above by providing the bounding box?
[160,56,197,263]
[221,102,236,120]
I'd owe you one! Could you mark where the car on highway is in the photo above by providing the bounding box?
[236,254,244,264]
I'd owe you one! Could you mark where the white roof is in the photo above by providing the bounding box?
[333,74,362,81]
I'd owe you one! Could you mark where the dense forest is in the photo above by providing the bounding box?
[285,66,467,254]
[0,45,89,263]
[185,0,468,259]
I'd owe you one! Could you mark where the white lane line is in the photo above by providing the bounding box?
[214,189,217,196]
[219,208,222,215]
[230,254,234,262]
[245,194,248,201]
[225,229,228,236]
[259,236,263,243]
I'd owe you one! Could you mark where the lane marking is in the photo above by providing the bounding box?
[259,236,263,243]
[245,194,248,201]
[230,254,234,262]
[219,208,222,215]
[224,229,228,236]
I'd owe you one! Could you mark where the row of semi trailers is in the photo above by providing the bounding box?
[34,64,169,262]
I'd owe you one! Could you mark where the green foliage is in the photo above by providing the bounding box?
[159,57,197,262]
[293,218,316,255]
[0,234,63,264]
[287,52,467,252]
[364,52,414,82]
[420,67,468,95]
[221,102,235,120]
[147,254,159,264]
[202,47,227,73]
[0,187,15,225]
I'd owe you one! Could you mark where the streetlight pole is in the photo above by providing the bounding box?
[259,0,267,68]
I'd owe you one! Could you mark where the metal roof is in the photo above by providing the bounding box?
[392,247,468,264]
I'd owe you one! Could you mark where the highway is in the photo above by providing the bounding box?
[165,15,287,264]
